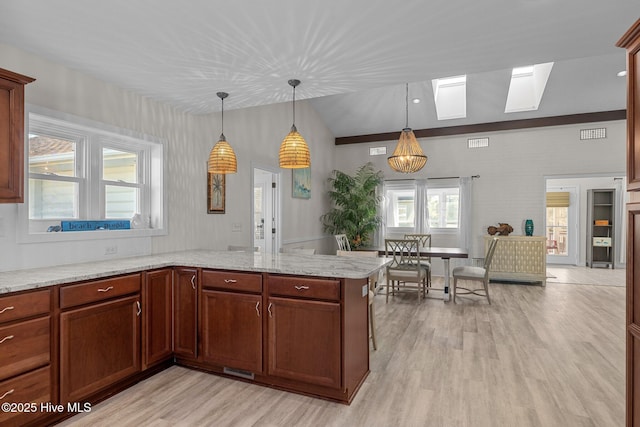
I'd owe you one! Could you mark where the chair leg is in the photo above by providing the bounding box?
[453,277,457,303]
[484,279,491,304]
[386,278,391,303]
[369,303,377,350]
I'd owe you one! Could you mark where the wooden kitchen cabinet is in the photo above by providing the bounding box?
[0,288,52,427]
[59,275,141,403]
[173,267,198,359]
[267,296,341,389]
[267,276,342,389]
[201,270,263,373]
[0,68,35,203]
[143,269,173,369]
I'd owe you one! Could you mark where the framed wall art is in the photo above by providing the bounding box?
[208,172,225,213]
[292,167,311,199]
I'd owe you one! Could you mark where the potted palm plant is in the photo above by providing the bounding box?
[321,162,384,249]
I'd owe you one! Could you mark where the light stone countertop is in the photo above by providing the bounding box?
[0,250,390,294]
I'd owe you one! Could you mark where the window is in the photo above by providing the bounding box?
[427,187,459,228]
[384,181,460,235]
[23,110,164,237]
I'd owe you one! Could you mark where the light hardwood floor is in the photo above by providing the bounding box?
[59,267,625,427]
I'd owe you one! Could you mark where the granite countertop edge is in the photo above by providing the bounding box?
[0,250,390,295]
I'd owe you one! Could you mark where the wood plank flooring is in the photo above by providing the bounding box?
[59,267,625,426]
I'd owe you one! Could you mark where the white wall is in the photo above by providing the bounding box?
[333,121,626,272]
[0,43,336,271]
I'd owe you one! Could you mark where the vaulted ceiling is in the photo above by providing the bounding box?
[0,0,636,138]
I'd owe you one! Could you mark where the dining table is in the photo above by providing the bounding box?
[370,246,469,302]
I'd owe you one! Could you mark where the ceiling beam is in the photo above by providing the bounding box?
[334,110,627,145]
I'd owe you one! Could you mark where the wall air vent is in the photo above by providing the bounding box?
[580,128,606,140]
[369,146,387,156]
[467,137,489,149]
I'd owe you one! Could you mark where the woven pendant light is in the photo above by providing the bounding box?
[208,92,237,174]
[279,79,310,169]
[388,83,427,173]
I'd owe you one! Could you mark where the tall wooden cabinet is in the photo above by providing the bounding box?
[617,17,640,427]
[0,68,35,203]
[586,189,616,268]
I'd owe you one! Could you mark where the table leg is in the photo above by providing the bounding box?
[443,257,450,302]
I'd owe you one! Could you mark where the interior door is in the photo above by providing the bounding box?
[253,167,280,254]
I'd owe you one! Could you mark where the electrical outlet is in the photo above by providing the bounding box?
[105,245,118,255]
[232,223,242,232]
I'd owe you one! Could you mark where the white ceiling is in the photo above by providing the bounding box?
[0,0,636,138]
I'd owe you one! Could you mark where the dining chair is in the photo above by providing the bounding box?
[404,233,432,289]
[335,234,351,251]
[337,249,378,350]
[384,239,428,303]
[228,245,260,252]
[452,237,499,304]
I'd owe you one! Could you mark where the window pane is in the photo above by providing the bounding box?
[387,189,415,227]
[104,148,138,183]
[29,178,78,219]
[105,185,138,218]
[427,194,440,228]
[445,193,459,228]
[28,135,76,176]
[546,206,568,255]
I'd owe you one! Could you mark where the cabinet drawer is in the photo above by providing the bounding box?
[268,276,340,301]
[60,273,141,309]
[0,289,50,324]
[0,366,51,427]
[0,317,50,381]
[202,270,262,293]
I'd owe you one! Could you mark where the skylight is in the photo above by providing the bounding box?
[431,75,467,120]
[505,62,554,113]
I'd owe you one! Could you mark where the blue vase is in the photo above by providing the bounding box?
[525,219,534,236]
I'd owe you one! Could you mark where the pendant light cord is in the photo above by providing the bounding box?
[292,84,296,126]
[405,83,409,129]
[221,96,224,134]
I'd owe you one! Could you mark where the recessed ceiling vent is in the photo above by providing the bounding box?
[580,128,607,140]
[468,137,489,148]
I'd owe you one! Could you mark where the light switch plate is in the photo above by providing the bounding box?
[362,284,368,298]
[232,223,242,232]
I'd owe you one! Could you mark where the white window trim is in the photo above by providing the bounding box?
[17,105,167,243]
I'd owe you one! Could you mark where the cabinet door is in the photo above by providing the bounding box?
[202,290,262,373]
[143,269,173,369]
[0,69,34,203]
[173,268,198,359]
[267,296,341,389]
[60,295,141,403]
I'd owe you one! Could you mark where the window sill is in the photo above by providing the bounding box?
[16,227,167,244]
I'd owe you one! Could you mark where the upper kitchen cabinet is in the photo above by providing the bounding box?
[0,68,35,203]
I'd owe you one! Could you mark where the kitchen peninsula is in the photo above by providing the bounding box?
[0,251,388,426]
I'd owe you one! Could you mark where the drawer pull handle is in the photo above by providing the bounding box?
[224,279,237,284]
[268,302,273,318]
[191,275,196,289]
[0,389,14,401]
[0,306,14,315]
[255,301,260,317]
[136,301,141,316]
[0,335,14,344]
[294,285,310,291]
[97,286,114,293]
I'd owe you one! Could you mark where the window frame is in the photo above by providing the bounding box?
[383,179,460,237]
[18,106,166,243]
